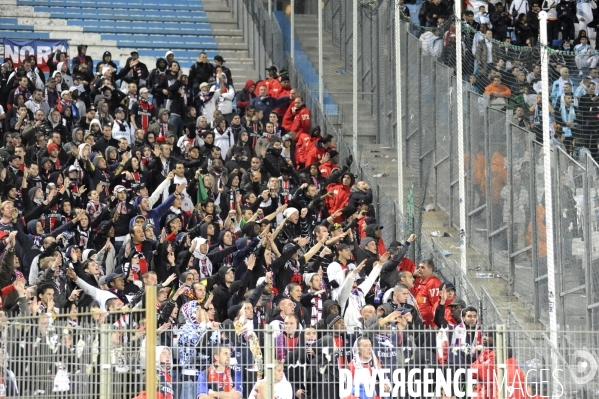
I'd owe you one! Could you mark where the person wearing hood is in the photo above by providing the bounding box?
[148,58,169,108]
[235,79,256,115]
[363,223,387,257]
[325,167,355,221]
[248,363,293,399]
[64,126,85,155]
[42,107,67,143]
[177,300,213,399]
[95,51,117,75]
[56,61,73,88]
[210,265,237,322]
[148,108,176,143]
[72,45,93,76]
[189,52,215,93]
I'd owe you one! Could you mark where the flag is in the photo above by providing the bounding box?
[197,173,208,203]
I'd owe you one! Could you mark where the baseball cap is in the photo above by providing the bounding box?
[140,87,149,94]
[133,183,147,192]
[46,77,56,84]
[397,306,411,315]
[113,185,126,194]
[199,82,210,89]
[68,165,78,173]
[214,55,226,63]
[115,107,125,114]
[448,298,467,308]
[61,90,70,97]
[99,272,125,286]
[266,65,277,72]
[440,281,456,292]
[336,243,352,252]
[330,223,343,231]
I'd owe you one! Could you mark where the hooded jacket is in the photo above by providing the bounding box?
[235,79,256,112]
[155,345,174,399]
[149,58,168,99]
[210,265,234,322]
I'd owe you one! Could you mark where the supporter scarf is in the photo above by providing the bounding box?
[86,200,104,222]
[78,226,90,248]
[207,366,233,392]
[138,99,154,131]
[109,289,129,304]
[116,201,128,215]
[310,292,322,325]
[286,260,302,284]
[451,320,482,356]
[157,122,168,142]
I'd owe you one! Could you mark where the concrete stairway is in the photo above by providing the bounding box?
[0,0,259,83]
[292,14,378,145]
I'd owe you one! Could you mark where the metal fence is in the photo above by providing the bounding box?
[5,307,597,398]
[232,0,599,389]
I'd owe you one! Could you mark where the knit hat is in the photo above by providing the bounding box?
[47,142,59,153]
[360,237,376,248]
[326,314,343,329]
[303,272,316,286]
[282,207,299,218]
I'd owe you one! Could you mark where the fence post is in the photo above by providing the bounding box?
[529,136,540,321]
[145,286,157,398]
[553,150,565,336]
[495,324,507,399]
[507,120,515,296]
[99,323,112,399]
[583,154,593,333]
[484,106,493,270]
[264,325,275,398]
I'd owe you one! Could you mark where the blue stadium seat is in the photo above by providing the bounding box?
[19,0,205,11]
[0,31,50,39]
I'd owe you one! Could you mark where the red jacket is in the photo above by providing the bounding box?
[319,161,339,178]
[294,132,311,168]
[506,358,528,399]
[472,348,496,399]
[282,99,296,131]
[305,143,328,167]
[291,106,311,136]
[414,276,441,327]
[325,183,351,216]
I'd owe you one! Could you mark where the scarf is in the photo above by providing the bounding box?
[286,260,302,284]
[206,365,233,393]
[116,201,128,214]
[137,99,154,131]
[86,200,104,222]
[310,291,322,325]
[78,226,90,248]
[450,321,482,357]
[109,289,129,304]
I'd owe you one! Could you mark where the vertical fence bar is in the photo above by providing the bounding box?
[291,0,295,61]
[395,2,403,216]
[352,0,358,157]
[318,0,324,106]
[145,287,157,397]
[99,323,111,399]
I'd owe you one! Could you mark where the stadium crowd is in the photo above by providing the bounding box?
[416,0,599,161]
[0,23,547,399]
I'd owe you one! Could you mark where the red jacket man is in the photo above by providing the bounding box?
[291,97,311,136]
[305,134,334,166]
[413,259,441,327]
[325,172,354,217]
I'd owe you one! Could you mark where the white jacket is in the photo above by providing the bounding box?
[213,127,234,159]
[210,84,236,115]
[338,263,383,332]
[112,119,134,144]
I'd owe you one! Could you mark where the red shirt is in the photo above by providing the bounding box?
[413,276,441,327]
